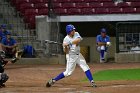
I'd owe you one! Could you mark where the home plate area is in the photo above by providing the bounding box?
[1,63,140,93]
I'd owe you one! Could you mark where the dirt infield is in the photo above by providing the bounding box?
[1,62,140,93]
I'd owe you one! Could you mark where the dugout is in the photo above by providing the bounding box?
[36,15,140,63]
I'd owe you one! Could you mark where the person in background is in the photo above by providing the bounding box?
[0,24,9,41]
[0,24,9,51]
[96,28,111,63]
[1,31,18,58]
[0,50,19,88]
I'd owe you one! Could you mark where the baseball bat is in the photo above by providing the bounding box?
[44,40,62,45]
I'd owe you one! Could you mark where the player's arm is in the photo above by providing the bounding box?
[70,32,82,45]
[71,38,81,45]
[63,43,69,54]
[2,44,17,48]
[11,43,18,48]
[10,39,18,48]
[106,36,111,46]
[97,42,106,46]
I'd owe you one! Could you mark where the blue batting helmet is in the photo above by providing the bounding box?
[66,24,76,34]
[100,28,106,33]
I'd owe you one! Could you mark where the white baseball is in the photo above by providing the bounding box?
[107,42,111,46]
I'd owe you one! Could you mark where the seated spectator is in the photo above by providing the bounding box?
[1,31,18,58]
[0,24,9,51]
[0,24,9,41]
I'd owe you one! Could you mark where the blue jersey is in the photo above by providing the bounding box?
[1,38,17,46]
[96,35,110,43]
[0,30,9,39]
[63,32,82,55]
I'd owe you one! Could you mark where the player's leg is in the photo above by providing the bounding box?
[99,46,106,63]
[0,44,3,51]
[104,47,108,62]
[46,54,77,87]
[0,73,9,87]
[77,53,97,87]
[97,46,105,63]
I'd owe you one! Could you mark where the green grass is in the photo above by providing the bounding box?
[84,68,140,81]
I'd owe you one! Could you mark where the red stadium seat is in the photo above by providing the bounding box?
[98,0,112,2]
[42,0,49,3]
[103,2,117,8]
[11,0,18,6]
[19,3,34,14]
[12,0,30,9]
[38,8,48,15]
[23,9,38,16]
[122,8,136,13]
[13,0,30,5]
[117,2,130,8]
[131,2,140,8]
[52,0,70,3]
[29,19,36,29]
[81,8,95,15]
[89,2,103,8]
[84,0,98,2]
[75,3,89,8]
[95,8,109,14]
[126,0,139,2]
[135,8,140,13]
[62,3,75,8]
[34,3,48,9]
[23,14,36,29]
[29,0,44,4]
[24,15,34,23]
[70,0,84,3]
[109,8,122,14]
[54,8,67,15]
[53,3,62,8]
[67,8,81,15]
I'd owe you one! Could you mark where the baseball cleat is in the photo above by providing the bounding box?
[46,79,55,87]
[11,57,18,63]
[91,81,97,87]
[100,59,106,63]
[0,83,5,88]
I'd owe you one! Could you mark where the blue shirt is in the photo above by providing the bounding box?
[0,30,9,39]
[96,35,110,43]
[1,37,17,46]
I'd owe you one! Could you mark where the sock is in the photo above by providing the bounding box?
[85,70,93,82]
[53,72,65,81]
[100,50,105,59]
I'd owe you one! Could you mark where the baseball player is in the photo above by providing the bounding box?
[96,28,111,63]
[0,51,9,88]
[0,50,18,88]
[1,31,18,58]
[46,24,97,87]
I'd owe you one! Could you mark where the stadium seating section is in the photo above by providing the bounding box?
[10,0,140,29]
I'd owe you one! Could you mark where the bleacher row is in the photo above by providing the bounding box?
[11,0,140,29]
